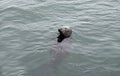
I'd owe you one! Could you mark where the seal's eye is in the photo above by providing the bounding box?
[65,28,68,30]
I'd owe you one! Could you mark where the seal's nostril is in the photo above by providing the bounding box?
[58,29,61,32]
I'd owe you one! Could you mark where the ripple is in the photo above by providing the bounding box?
[0,0,120,76]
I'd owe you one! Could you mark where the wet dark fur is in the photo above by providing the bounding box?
[57,29,66,43]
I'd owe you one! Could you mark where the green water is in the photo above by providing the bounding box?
[0,0,120,76]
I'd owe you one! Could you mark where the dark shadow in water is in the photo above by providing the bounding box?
[27,38,72,76]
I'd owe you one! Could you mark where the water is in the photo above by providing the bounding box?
[0,0,120,76]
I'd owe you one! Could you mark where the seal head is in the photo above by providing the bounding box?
[57,26,72,43]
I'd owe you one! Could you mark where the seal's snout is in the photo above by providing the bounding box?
[57,26,72,43]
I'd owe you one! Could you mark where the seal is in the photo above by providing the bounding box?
[57,26,72,43]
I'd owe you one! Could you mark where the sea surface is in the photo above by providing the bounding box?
[0,0,120,76]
